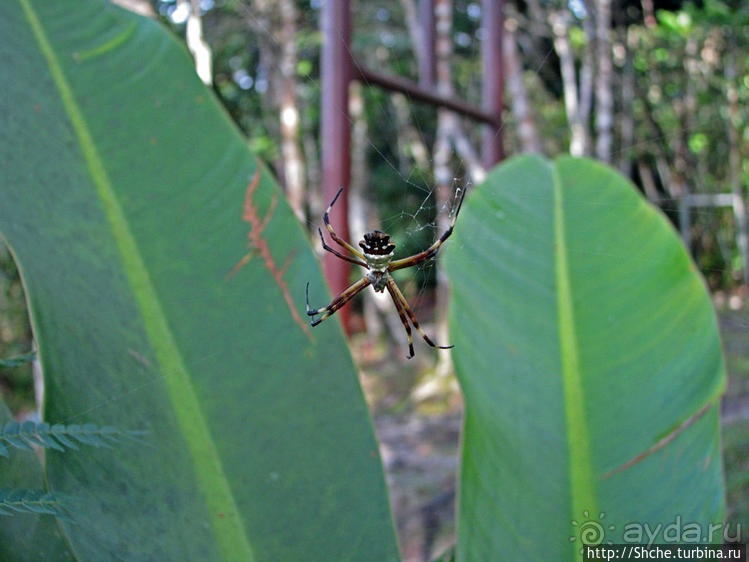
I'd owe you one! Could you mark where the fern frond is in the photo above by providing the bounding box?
[0,351,36,368]
[0,421,146,457]
[0,488,69,519]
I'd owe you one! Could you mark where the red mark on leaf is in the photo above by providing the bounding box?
[601,400,714,479]
[230,167,312,340]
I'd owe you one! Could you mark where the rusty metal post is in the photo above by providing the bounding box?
[355,66,498,125]
[482,0,504,168]
[321,0,352,332]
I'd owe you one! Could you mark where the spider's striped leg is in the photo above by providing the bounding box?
[387,277,454,351]
[317,228,368,268]
[388,187,466,272]
[386,281,416,359]
[305,277,370,327]
[323,188,367,260]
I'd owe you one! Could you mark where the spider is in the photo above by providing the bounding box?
[305,187,466,358]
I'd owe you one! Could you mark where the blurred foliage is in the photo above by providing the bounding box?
[0,244,33,415]
[630,1,749,286]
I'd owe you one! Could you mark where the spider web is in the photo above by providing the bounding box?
[344,2,480,323]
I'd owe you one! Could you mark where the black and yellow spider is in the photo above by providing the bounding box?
[305,187,466,358]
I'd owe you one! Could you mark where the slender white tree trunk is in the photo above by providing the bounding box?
[109,0,154,17]
[579,3,594,154]
[433,0,455,378]
[278,0,306,222]
[594,0,613,162]
[241,0,306,222]
[181,0,212,85]
[550,9,586,156]
[504,10,541,153]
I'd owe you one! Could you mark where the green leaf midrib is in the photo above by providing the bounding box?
[553,164,596,562]
[18,1,255,559]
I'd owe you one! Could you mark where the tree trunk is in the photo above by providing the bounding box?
[278,0,306,222]
[671,36,699,201]
[244,0,282,159]
[635,77,677,198]
[452,123,486,183]
[670,36,697,248]
[637,160,661,205]
[303,131,323,221]
[641,0,657,28]
[617,26,636,177]
[682,36,700,189]
[178,0,213,85]
[109,0,154,17]
[550,9,586,156]
[349,81,379,342]
[391,92,431,174]
[349,82,369,243]
[594,0,613,162]
[241,0,306,222]
[433,0,455,377]
[726,53,749,284]
[399,0,424,73]
[524,0,553,63]
[579,3,594,155]
[349,82,401,349]
[504,9,541,153]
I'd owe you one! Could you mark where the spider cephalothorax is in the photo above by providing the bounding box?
[305,187,465,359]
[360,231,396,291]
[359,230,396,257]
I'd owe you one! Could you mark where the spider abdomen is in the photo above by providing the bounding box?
[368,270,389,292]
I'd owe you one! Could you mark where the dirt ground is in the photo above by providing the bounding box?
[355,303,749,562]
[714,304,749,542]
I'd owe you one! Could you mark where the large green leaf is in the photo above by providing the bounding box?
[1,1,398,559]
[446,155,725,561]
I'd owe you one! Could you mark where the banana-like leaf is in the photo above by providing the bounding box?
[446,155,725,561]
[1,1,398,559]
